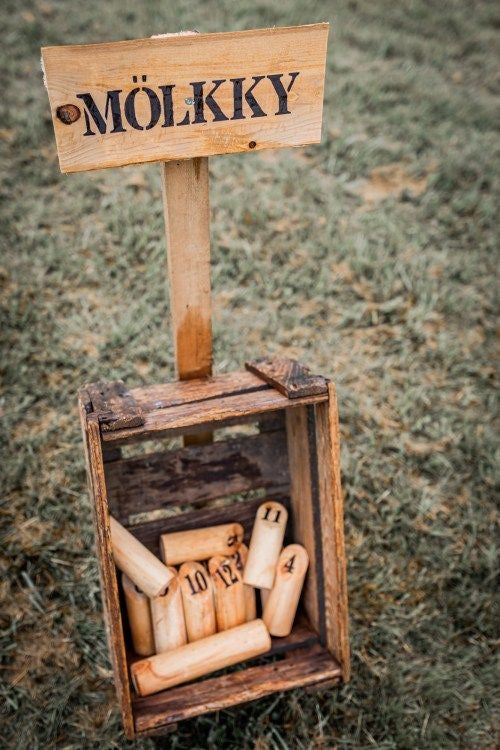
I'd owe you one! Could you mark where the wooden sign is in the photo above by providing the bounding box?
[41,24,328,173]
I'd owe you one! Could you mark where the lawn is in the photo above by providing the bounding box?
[0,0,498,747]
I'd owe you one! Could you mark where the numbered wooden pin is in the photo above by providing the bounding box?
[110,516,174,598]
[209,555,246,631]
[150,568,187,654]
[232,544,257,621]
[121,573,155,657]
[131,618,272,697]
[160,523,244,566]
[243,501,288,589]
[178,561,216,642]
[263,544,309,637]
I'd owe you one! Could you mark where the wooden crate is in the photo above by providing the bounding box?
[79,357,350,738]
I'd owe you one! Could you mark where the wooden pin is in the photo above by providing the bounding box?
[209,555,246,631]
[178,561,216,642]
[131,618,271,696]
[121,573,155,657]
[160,523,244,565]
[243,501,288,589]
[232,544,257,621]
[263,544,309,637]
[260,587,270,611]
[150,568,187,654]
[109,516,175,598]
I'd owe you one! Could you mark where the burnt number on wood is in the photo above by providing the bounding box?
[227,534,239,547]
[216,563,239,588]
[263,506,282,523]
[185,570,208,595]
[233,550,243,571]
[284,554,296,574]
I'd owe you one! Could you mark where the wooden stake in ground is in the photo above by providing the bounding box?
[263,544,309,637]
[243,501,288,589]
[232,543,257,621]
[178,561,217,642]
[121,573,155,656]
[150,568,187,653]
[110,516,174,597]
[160,523,244,566]
[131,619,271,696]
[209,554,246,631]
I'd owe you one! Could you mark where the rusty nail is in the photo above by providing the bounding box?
[56,104,81,125]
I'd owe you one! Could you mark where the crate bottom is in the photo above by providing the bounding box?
[132,620,341,735]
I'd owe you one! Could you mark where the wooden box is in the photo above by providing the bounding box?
[78,357,350,739]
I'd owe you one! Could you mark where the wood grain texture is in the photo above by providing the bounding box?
[102,388,327,445]
[131,619,271,697]
[160,523,244,566]
[81,380,144,431]
[78,409,134,738]
[42,24,329,173]
[127,370,266,412]
[162,158,212,381]
[314,384,350,680]
[285,406,320,634]
[246,357,328,398]
[133,642,341,732]
[104,430,289,525]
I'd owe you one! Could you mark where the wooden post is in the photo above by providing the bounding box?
[161,157,213,445]
[161,157,212,381]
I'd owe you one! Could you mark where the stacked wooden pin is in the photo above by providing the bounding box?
[109,501,309,697]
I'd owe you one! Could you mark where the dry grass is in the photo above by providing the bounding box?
[1,0,499,747]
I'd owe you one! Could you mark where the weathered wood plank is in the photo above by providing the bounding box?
[129,495,290,557]
[246,357,328,398]
[78,406,134,738]
[42,24,329,173]
[285,406,320,636]
[103,388,328,445]
[83,380,144,431]
[162,157,212,381]
[105,430,289,525]
[128,370,267,412]
[314,384,350,680]
[133,643,341,732]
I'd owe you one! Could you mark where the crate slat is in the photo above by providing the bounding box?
[133,643,341,733]
[103,388,328,445]
[105,430,289,525]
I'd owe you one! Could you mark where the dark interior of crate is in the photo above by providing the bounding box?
[103,408,341,734]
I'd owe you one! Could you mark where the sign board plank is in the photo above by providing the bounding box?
[42,24,329,173]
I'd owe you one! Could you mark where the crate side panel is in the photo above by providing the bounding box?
[78,407,135,738]
[285,406,321,636]
[105,430,289,525]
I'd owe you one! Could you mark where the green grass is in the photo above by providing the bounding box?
[1,0,499,747]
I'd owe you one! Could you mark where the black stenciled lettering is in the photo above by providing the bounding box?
[230,76,266,119]
[233,550,243,571]
[263,506,281,523]
[124,87,161,131]
[76,90,126,136]
[284,554,296,573]
[159,84,175,127]
[185,570,208,594]
[267,72,299,115]
[203,79,228,121]
[216,563,239,588]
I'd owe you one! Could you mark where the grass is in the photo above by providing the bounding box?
[0,0,499,747]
